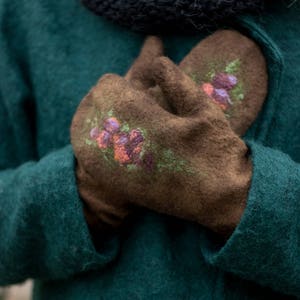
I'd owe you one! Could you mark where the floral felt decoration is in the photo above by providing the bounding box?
[85,111,194,174]
[200,59,244,112]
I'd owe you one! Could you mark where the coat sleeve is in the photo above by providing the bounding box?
[199,140,300,297]
[1,73,122,285]
[0,145,120,285]
[0,12,119,288]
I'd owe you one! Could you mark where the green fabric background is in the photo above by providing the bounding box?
[0,0,300,299]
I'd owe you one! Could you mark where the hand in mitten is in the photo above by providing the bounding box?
[71,36,165,232]
[179,30,268,136]
[71,55,253,236]
[131,30,268,136]
[124,36,173,112]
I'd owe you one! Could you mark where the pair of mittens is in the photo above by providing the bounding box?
[127,30,268,136]
[71,30,267,236]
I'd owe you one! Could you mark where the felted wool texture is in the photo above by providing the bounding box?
[0,145,119,285]
[201,141,300,297]
[125,36,164,91]
[2,0,300,299]
[82,0,264,33]
[128,30,268,136]
[179,29,268,136]
[71,56,253,236]
[76,36,170,231]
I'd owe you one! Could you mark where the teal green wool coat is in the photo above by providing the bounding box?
[0,1,299,299]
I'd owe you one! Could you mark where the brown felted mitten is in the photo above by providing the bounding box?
[72,36,167,232]
[124,36,173,112]
[131,30,268,136]
[71,55,252,236]
[179,29,268,136]
[125,36,164,91]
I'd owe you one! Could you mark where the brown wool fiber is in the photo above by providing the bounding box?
[180,30,268,136]
[71,30,268,236]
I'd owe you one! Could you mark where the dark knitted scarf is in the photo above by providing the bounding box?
[82,0,264,33]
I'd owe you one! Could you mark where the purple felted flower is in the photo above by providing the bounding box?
[114,132,129,146]
[212,73,238,91]
[126,129,144,161]
[129,129,144,147]
[212,88,233,106]
[103,117,120,134]
[90,127,100,140]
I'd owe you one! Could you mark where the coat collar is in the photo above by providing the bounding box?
[82,0,264,33]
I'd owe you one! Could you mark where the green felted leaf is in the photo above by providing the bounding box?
[225,59,241,74]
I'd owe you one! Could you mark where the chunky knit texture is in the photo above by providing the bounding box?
[82,0,264,33]
[1,0,300,299]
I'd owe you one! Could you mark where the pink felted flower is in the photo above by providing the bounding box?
[202,83,214,97]
[113,133,131,164]
[90,127,100,139]
[96,130,111,149]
